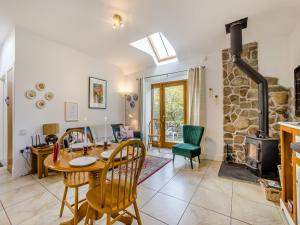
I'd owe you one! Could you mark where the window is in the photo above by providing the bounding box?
[130,32,178,65]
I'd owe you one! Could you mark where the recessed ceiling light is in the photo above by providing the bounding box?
[113,14,124,29]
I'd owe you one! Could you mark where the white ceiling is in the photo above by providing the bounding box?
[0,0,300,75]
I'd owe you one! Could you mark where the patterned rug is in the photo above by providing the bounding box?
[138,155,172,184]
[108,155,172,185]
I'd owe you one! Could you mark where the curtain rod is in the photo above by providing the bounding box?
[138,66,205,80]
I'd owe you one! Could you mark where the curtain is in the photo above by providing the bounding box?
[188,67,206,126]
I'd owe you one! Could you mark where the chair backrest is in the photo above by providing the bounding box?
[148,119,161,137]
[59,128,93,149]
[111,124,124,143]
[100,139,146,210]
[183,125,205,146]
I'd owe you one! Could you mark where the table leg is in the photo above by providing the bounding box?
[43,156,49,177]
[37,155,43,179]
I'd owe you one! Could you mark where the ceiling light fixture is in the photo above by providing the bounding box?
[113,14,124,29]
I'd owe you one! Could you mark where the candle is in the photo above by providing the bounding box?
[83,117,88,146]
[104,116,108,142]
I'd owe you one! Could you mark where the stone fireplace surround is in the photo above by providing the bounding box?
[222,42,290,163]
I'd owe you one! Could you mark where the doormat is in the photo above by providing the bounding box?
[218,161,259,183]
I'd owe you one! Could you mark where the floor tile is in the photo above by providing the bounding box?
[95,212,167,225]
[199,173,233,197]
[231,218,250,225]
[232,196,284,225]
[0,175,36,194]
[0,182,46,208]
[136,186,157,207]
[5,192,59,225]
[178,204,231,225]
[142,193,188,225]
[160,171,202,201]
[18,202,73,225]
[140,171,175,191]
[233,180,278,207]
[0,210,11,225]
[191,186,232,216]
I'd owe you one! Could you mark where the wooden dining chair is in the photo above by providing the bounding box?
[147,119,161,151]
[84,139,146,225]
[58,128,92,224]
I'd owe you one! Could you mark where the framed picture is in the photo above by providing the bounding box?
[89,77,107,109]
[65,102,78,122]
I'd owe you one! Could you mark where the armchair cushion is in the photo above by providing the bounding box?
[172,143,201,157]
[111,123,142,143]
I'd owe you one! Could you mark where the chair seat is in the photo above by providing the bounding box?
[172,143,200,157]
[64,172,89,188]
[86,179,135,212]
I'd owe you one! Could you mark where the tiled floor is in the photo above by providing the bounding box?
[0,149,288,225]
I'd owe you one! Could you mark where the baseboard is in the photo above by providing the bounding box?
[201,153,223,161]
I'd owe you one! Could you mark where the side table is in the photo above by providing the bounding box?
[31,146,53,179]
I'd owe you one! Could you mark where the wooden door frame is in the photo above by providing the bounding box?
[7,68,14,173]
[151,80,188,148]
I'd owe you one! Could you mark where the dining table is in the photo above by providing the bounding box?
[44,144,133,225]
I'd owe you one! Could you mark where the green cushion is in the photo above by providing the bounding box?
[172,143,200,157]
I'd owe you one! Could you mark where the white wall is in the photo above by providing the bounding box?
[0,29,15,166]
[290,21,300,74]
[12,28,125,176]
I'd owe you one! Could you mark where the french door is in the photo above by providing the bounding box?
[151,80,187,148]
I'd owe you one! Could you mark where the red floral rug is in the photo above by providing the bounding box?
[108,155,172,185]
[138,155,172,184]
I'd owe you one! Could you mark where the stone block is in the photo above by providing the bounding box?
[224,106,231,114]
[224,87,232,96]
[247,89,258,99]
[271,92,288,105]
[231,77,249,86]
[230,95,240,104]
[224,124,235,133]
[235,118,250,130]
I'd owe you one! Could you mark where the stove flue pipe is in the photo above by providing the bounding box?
[226,18,269,138]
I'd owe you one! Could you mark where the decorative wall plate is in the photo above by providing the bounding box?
[44,92,54,101]
[36,82,46,91]
[25,90,36,100]
[133,94,138,101]
[36,100,46,109]
[126,95,132,102]
[130,101,135,108]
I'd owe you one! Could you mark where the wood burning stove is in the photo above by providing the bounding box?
[245,136,279,177]
[225,18,280,178]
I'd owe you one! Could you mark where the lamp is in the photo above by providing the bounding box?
[43,123,60,145]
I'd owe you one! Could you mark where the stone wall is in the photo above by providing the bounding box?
[222,42,289,163]
[288,87,300,122]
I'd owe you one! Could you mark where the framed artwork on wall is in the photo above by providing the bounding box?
[89,77,107,109]
[65,102,78,122]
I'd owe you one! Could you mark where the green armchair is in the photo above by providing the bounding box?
[172,125,205,169]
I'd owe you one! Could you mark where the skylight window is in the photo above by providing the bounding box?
[130,32,178,65]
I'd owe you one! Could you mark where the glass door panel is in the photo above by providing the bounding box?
[151,80,187,148]
[164,85,184,144]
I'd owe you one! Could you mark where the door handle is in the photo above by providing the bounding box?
[5,96,9,106]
